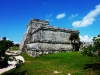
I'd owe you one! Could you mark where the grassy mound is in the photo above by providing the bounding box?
[2,52,100,75]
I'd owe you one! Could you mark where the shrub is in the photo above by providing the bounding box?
[81,45,95,57]
[15,59,24,69]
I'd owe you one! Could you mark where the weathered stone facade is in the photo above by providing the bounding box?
[19,18,79,57]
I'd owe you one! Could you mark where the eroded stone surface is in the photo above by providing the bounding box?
[20,18,79,57]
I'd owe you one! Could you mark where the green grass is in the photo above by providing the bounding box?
[2,52,100,75]
[10,46,19,50]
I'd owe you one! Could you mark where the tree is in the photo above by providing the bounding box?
[0,37,14,57]
[14,44,19,47]
[0,37,14,68]
[81,34,100,57]
[2,37,6,41]
[92,35,100,57]
[69,32,80,51]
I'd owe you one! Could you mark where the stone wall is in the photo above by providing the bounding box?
[32,30,71,43]
[27,43,72,57]
[19,18,79,57]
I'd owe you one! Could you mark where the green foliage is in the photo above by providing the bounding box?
[81,45,96,57]
[0,37,14,57]
[14,44,19,47]
[10,46,19,50]
[8,57,14,61]
[93,36,100,51]
[69,32,80,42]
[81,35,100,57]
[0,56,9,68]
[69,32,80,51]
[15,59,23,69]
[0,37,14,68]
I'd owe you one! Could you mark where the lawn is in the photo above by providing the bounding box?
[2,52,100,75]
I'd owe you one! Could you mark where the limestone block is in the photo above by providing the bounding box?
[27,43,72,51]
[32,30,71,43]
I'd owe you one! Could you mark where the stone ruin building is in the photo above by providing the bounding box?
[19,18,79,57]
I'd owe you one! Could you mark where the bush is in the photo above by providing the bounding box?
[15,59,24,69]
[81,45,95,57]
[0,56,9,68]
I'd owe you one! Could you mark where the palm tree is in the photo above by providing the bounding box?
[69,32,80,51]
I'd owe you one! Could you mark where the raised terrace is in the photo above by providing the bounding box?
[20,18,79,57]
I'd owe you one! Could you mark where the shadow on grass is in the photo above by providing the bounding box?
[3,70,27,75]
[83,63,100,70]
[0,61,8,69]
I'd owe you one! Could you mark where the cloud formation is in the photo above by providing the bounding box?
[56,12,66,19]
[46,14,53,18]
[72,4,100,28]
[46,14,54,22]
[80,35,93,42]
[14,41,20,44]
[69,14,78,19]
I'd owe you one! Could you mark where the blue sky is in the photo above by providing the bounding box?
[0,0,100,43]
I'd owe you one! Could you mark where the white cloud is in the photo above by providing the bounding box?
[0,38,2,40]
[56,12,66,19]
[46,14,54,22]
[46,18,54,22]
[72,4,100,28]
[46,14,53,18]
[80,35,93,42]
[69,14,78,19]
[7,38,9,40]
[14,41,20,44]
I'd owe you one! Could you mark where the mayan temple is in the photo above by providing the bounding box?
[19,18,79,57]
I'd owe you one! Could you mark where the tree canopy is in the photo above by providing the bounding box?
[0,37,14,57]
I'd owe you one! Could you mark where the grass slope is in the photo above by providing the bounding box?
[2,52,100,75]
